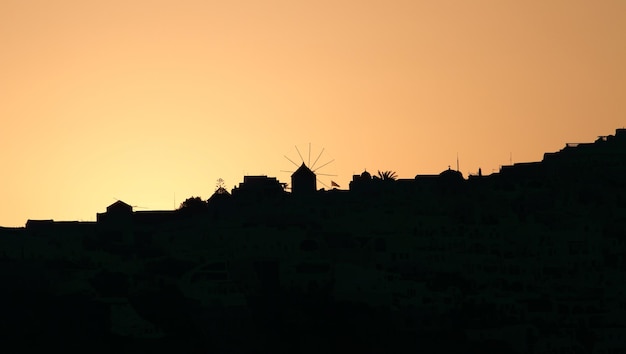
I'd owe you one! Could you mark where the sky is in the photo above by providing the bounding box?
[1,0,625,227]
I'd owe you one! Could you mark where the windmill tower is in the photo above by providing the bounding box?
[292,162,316,196]
[282,143,336,195]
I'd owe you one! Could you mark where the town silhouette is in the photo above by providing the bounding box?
[2,128,626,353]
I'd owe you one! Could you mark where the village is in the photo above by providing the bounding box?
[1,128,626,353]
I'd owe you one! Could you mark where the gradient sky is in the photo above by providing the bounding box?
[1,0,625,227]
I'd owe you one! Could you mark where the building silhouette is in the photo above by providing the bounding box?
[291,163,317,196]
[231,175,286,200]
[4,127,626,353]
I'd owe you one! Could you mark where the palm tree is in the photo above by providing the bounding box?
[376,170,397,181]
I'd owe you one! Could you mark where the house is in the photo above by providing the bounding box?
[231,175,286,200]
[96,200,133,223]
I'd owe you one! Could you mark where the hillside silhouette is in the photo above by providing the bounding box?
[2,128,626,353]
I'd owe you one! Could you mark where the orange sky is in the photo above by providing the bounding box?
[1,0,625,227]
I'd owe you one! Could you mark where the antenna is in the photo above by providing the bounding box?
[456,153,459,172]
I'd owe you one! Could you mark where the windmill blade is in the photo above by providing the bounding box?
[284,155,300,168]
[280,170,294,173]
[295,145,305,164]
[313,159,334,172]
[316,173,338,177]
[317,178,330,189]
[311,148,325,170]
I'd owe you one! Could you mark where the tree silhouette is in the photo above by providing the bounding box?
[376,170,397,181]
[178,196,207,211]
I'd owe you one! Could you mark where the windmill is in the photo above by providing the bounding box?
[281,143,337,193]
